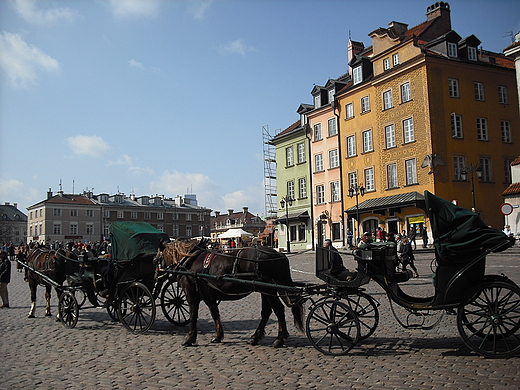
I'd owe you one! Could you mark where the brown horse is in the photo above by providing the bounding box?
[163,240,304,348]
[25,247,77,318]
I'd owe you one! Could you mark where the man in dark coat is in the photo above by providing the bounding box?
[0,251,11,308]
[325,239,355,281]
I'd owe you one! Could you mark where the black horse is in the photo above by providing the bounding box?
[25,246,77,318]
[163,241,304,348]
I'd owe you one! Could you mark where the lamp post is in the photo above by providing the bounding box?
[348,183,365,242]
[461,163,482,212]
[280,195,294,253]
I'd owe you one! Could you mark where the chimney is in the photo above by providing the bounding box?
[214,211,220,217]
[388,21,408,37]
[13,203,17,209]
[425,2,451,31]
[228,209,234,216]
[347,39,365,73]
[4,202,9,205]
[47,188,53,199]
[242,207,249,215]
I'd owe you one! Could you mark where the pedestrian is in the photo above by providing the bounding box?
[400,238,419,278]
[0,251,11,308]
[346,228,353,248]
[16,246,26,272]
[421,227,429,248]
[503,225,512,236]
[409,226,417,250]
[8,244,15,262]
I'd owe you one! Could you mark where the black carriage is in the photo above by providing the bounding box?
[306,191,519,358]
[57,222,189,333]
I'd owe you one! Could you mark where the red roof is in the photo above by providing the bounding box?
[502,183,520,196]
[512,156,520,166]
[46,194,97,205]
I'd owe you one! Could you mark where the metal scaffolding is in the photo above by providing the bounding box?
[262,125,278,217]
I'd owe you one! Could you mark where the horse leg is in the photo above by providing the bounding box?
[205,298,224,343]
[269,295,289,348]
[182,284,200,347]
[249,294,272,346]
[45,285,52,317]
[28,281,37,318]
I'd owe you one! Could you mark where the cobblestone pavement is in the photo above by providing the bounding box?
[1,247,520,389]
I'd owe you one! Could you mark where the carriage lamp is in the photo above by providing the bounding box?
[347,184,365,242]
[280,196,294,253]
[461,163,482,212]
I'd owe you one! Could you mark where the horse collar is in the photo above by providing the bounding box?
[203,253,216,270]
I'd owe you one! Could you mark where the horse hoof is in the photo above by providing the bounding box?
[45,313,52,317]
[211,337,222,344]
[28,314,35,318]
[249,338,258,346]
[182,340,194,347]
[272,339,284,348]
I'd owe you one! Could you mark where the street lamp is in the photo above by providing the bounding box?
[461,163,482,212]
[348,184,365,242]
[280,195,294,253]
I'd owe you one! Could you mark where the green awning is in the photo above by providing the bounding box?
[110,222,169,262]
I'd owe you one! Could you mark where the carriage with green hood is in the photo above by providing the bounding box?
[309,191,519,358]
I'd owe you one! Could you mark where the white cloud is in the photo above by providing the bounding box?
[151,170,217,197]
[0,31,61,88]
[128,58,160,73]
[65,135,110,158]
[108,154,154,176]
[188,0,213,20]
[221,190,252,210]
[12,0,77,25]
[220,39,256,57]
[0,178,39,211]
[108,0,160,19]
[108,154,133,166]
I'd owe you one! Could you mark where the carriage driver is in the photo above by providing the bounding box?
[324,239,356,281]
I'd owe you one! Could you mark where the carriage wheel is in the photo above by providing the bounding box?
[117,282,156,334]
[306,299,360,356]
[457,280,520,358]
[160,279,190,326]
[58,291,79,329]
[106,301,119,322]
[346,292,379,340]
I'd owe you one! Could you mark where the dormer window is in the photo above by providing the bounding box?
[383,58,390,71]
[468,46,477,61]
[448,42,458,58]
[392,53,400,66]
[353,66,362,85]
[314,95,321,108]
[328,89,334,104]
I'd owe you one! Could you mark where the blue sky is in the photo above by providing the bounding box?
[1,0,519,216]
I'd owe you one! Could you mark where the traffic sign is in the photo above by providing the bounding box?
[501,203,513,215]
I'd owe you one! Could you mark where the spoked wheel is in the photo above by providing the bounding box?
[160,279,190,326]
[457,280,520,358]
[58,291,79,329]
[346,292,379,340]
[117,282,156,334]
[306,299,360,356]
[106,300,119,322]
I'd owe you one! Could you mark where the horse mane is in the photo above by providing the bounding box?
[162,240,199,266]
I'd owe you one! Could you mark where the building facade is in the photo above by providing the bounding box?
[210,207,266,240]
[0,202,28,244]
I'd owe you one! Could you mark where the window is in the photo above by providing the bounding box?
[329,149,339,169]
[331,181,340,202]
[332,223,341,241]
[315,154,324,172]
[328,89,334,104]
[448,42,458,58]
[70,223,78,235]
[353,66,362,85]
[345,103,354,119]
[314,94,321,108]
[287,180,295,200]
[451,113,463,138]
[298,224,306,242]
[405,159,417,185]
[328,118,337,137]
[186,214,192,221]
[364,168,375,192]
[501,120,512,143]
[53,224,61,235]
[316,185,325,204]
[498,86,508,104]
[117,211,124,219]
[286,147,293,166]
[383,90,393,110]
[477,117,488,141]
[103,210,110,218]
[504,159,514,184]
[157,212,164,220]
[144,212,151,219]
[401,82,411,103]
[474,82,485,101]
[383,58,390,71]
[86,224,94,235]
[403,118,414,143]
[347,135,356,157]
[298,177,307,199]
[448,78,459,98]
[387,163,398,189]
[468,46,477,61]
[103,225,109,238]
[479,157,491,182]
[297,142,305,163]
[314,123,322,141]
[393,53,400,65]
[361,96,370,113]
[131,211,137,219]
[70,209,77,217]
[157,225,164,232]
[453,155,466,181]
[53,208,62,216]
[385,124,396,148]
[362,130,373,153]
[39,209,42,217]
[186,226,192,237]
[348,172,358,190]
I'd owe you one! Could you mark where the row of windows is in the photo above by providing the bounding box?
[451,114,512,142]
[313,118,338,141]
[30,209,96,219]
[382,53,400,72]
[448,79,508,104]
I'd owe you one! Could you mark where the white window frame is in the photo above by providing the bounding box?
[347,135,356,157]
[330,181,340,202]
[53,208,61,216]
[53,223,61,235]
[477,117,488,141]
[474,82,485,101]
[405,159,417,185]
[362,129,373,153]
[498,86,508,104]
[314,94,321,108]
[361,96,370,113]
[131,211,137,219]
[448,42,458,58]
[468,46,477,61]
[328,118,337,137]
[451,113,463,138]
[364,167,375,192]
[383,58,390,71]
[297,142,305,163]
[329,149,339,169]
[298,177,307,199]
[314,123,322,141]
[345,103,354,119]
[86,223,94,235]
[448,78,459,98]
[117,211,124,219]
[403,118,414,143]
[479,157,491,182]
[316,185,325,204]
[453,155,466,181]
[385,124,396,149]
[287,180,295,200]
[401,82,411,103]
[353,66,362,85]
[286,146,294,167]
[70,209,78,217]
[157,212,164,220]
[86,209,94,217]
[501,120,512,143]
[392,53,400,65]
[348,172,358,190]
[70,223,78,235]
[383,90,393,110]
[387,163,398,189]
[314,153,324,172]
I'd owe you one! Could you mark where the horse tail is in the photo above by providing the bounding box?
[291,302,304,333]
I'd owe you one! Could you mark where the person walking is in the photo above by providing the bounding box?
[421,227,429,248]
[0,251,11,308]
[409,226,417,250]
[400,238,419,277]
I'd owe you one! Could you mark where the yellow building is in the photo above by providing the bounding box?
[337,3,519,242]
